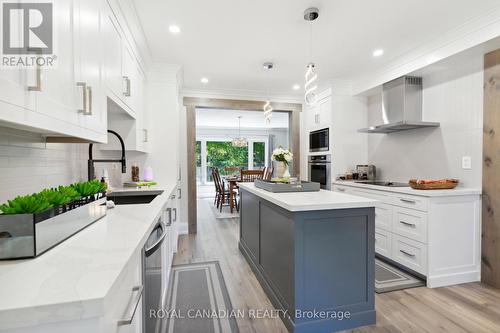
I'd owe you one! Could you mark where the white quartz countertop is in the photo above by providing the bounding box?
[239,183,377,211]
[0,183,176,330]
[333,181,481,197]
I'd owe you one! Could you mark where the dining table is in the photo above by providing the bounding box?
[222,175,240,213]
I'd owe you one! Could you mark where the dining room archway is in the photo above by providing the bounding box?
[183,97,302,234]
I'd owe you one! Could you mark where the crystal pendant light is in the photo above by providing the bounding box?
[231,116,247,147]
[304,8,319,106]
[262,62,274,123]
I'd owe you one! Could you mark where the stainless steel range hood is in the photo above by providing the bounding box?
[359,76,440,133]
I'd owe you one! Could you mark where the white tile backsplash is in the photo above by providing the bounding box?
[0,128,87,204]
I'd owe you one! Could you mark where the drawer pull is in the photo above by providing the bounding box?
[400,198,416,204]
[337,188,346,192]
[117,285,143,326]
[400,221,416,227]
[400,249,416,257]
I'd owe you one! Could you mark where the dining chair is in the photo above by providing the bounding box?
[213,168,238,212]
[224,166,241,176]
[240,169,264,182]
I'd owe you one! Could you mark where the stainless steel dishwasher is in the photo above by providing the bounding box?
[143,215,167,333]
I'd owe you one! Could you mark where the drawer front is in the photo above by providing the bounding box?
[392,207,428,243]
[375,203,392,231]
[392,235,427,275]
[375,228,392,258]
[393,194,428,211]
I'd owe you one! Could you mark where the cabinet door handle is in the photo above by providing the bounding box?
[400,249,416,258]
[336,188,346,192]
[400,221,416,227]
[400,198,416,204]
[76,82,88,114]
[86,85,93,115]
[178,188,182,199]
[117,285,143,326]
[173,208,177,222]
[143,129,148,142]
[123,76,131,96]
[28,48,42,91]
[166,208,172,226]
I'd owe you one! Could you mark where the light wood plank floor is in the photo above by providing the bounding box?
[173,199,500,333]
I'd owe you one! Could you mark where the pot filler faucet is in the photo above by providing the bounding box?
[88,130,126,180]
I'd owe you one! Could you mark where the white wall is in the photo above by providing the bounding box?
[0,128,87,204]
[366,56,483,188]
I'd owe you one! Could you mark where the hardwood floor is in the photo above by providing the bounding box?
[173,199,500,333]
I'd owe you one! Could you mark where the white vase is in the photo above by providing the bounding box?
[277,162,290,178]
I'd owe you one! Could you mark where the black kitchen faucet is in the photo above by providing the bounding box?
[88,130,126,180]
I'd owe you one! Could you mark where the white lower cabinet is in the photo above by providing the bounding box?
[375,228,392,258]
[392,234,428,275]
[333,183,481,287]
[103,251,143,333]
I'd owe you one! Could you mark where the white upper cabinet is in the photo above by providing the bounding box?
[74,0,107,136]
[307,96,331,130]
[36,0,79,128]
[102,8,124,108]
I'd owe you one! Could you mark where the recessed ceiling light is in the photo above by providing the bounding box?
[372,49,384,57]
[293,84,300,90]
[169,25,181,34]
[200,77,209,84]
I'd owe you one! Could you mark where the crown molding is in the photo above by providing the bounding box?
[351,4,500,95]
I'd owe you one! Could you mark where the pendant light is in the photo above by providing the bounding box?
[231,116,247,147]
[304,7,319,106]
[263,62,274,123]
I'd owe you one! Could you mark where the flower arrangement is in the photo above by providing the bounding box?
[271,147,293,166]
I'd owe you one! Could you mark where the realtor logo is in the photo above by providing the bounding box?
[2,2,53,54]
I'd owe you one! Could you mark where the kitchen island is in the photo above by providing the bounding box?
[238,183,378,333]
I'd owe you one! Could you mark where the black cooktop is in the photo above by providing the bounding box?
[355,181,409,187]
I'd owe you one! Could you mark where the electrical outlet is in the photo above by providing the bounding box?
[462,156,472,169]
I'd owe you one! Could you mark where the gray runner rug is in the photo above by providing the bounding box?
[164,261,240,333]
[375,258,425,293]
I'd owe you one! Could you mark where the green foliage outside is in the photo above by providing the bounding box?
[207,141,248,180]
[253,142,265,168]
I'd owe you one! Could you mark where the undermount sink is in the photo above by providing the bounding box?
[107,190,164,205]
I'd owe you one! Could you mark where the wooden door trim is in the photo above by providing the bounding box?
[184,97,302,234]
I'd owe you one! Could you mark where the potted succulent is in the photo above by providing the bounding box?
[0,180,107,259]
[271,147,293,179]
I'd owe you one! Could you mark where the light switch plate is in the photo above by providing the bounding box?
[462,156,472,169]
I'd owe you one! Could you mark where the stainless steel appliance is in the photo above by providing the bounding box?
[308,155,331,190]
[358,76,440,133]
[143,215,168,333]
[309,128,329,152]
[356,165,377,181]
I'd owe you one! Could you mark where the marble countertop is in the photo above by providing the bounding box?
[333,180,482,197]
[0,183,176,330]
[239,183,377,212]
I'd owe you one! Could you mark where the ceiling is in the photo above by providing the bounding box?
[196,109,289,129]
[133,0,500,96]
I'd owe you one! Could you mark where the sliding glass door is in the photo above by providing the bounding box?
[196,138,268,184]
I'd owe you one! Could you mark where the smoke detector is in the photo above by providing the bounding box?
[304,7,319,21]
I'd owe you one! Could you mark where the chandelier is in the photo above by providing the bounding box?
[232,116,247,147]
[304,8,319,106]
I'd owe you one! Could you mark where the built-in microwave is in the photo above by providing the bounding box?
[309,128,329,152]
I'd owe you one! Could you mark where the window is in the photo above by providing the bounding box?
[196,138,269,184]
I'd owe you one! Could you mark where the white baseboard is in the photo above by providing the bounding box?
[427,270,481,288]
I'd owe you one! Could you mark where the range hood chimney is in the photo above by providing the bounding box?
[359,76,440,133]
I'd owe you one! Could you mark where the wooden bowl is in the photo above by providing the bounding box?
[408,179,459,190]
